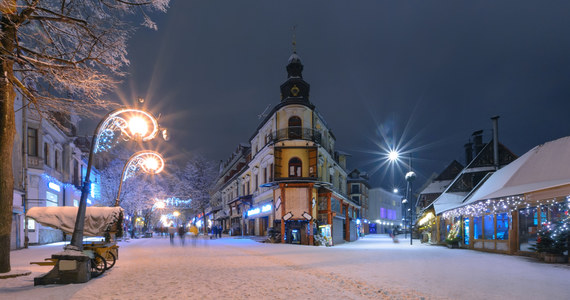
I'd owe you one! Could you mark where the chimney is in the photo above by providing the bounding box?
[472,130,484,157]
[464,142,473,165]
[491,116,500,169]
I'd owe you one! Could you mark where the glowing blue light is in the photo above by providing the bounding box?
[247,207,261,216]
[261,204,272,212]
[48,182,61,192]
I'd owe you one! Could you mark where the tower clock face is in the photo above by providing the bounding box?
[290,85,300,97]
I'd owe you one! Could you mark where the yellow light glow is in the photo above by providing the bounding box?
[155,201,166,209]
[419,212,435,226]
[144,157,159,172]
[173,211,180,217]
[129,116,149,137]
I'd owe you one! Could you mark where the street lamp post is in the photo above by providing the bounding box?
[66,108,163,252]
[387,149,416,245]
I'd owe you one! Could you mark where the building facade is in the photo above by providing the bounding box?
[212,52,360,245]
[11,95,99,249]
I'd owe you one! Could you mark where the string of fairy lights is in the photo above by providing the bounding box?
[442,195,570,219]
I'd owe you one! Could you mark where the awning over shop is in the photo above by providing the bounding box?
[27,206,123,236]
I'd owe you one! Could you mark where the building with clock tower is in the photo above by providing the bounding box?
[211,51,360,246]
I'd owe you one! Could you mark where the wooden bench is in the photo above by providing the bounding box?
[30,258,57,266]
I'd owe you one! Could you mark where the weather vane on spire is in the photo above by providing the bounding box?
[292,24,297,53]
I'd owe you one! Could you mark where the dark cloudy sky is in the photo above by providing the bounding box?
[109,0,570,190]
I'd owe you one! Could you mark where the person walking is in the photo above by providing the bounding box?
[168,225,176,245]
[189,223,199,247]
[178,225,186,246]
[218,225,223,238]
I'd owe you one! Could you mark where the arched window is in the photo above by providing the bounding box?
[288,157,302,177]
[288,116,302,139]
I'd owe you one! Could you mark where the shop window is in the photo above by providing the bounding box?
[464,218,470,245]
[519,207,538,252]
[473,216,482,239]
[46,191,58,207]
[288,157,302,177]
[484,214,494,239]
[496,213,509,240]
[27,218,35,231]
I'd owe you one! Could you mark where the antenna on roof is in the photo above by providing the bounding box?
[292,24,297,53]
[258,104,272,119]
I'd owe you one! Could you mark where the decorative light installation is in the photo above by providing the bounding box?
[94,108,161,153]
[114,150,165,206]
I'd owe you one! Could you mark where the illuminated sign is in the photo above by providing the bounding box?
[48,182,61,192]
[261,204,272,212]
[247,208,261,216]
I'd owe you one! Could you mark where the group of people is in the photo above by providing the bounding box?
[210,225,223,239]
[168,224,199,246]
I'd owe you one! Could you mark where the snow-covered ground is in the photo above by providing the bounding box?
[1,234,569,299]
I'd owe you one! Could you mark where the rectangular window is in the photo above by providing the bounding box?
[73,160,80,186]
[27,218,36,231]
[464,218,470,245]
[55,150,60,170]
[255,175,258,191]
[46,191,58,207]
[519,207,538,251]
[496,213,509,240]
[351,184,360,194]
[27,128,38,156]
[473,216,482,239]
[263,168,267,184]
[269,164,273,181]
[44,143,49,165]
[380,208,386,219]
[483,214,495,239]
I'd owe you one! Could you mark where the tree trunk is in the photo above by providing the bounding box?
[0,12,17,273]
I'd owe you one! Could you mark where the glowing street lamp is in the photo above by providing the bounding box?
[388,150,399,162]
[114,150,165,207]
[68,107,165,251]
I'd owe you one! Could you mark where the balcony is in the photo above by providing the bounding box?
[271,127,322,144]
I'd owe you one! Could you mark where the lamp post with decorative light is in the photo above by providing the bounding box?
[114,150,165,207]
[68,108,166,251]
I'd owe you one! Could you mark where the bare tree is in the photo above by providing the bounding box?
[178,155,218,234]
[0,0,169,273]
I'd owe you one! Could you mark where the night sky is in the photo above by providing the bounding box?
[97,1,570,190]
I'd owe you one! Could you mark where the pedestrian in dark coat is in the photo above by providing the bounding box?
[178,225,186,245]
[168,225,176,245]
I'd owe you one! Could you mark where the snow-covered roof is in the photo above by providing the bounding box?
[419,179,452,195]
[27,206,123,236]
[465,136,570,204]
[433,192,468,215]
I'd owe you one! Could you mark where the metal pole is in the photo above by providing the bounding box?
[114,161,130,207]
[409,155,413,246]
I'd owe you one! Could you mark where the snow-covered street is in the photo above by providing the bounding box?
[1,234,569,299]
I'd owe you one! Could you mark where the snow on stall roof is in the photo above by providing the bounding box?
[27,206,122,236]
[465,136,570,204]
[433,192,468,215]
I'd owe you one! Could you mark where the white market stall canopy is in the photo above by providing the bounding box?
[27,206,123,236]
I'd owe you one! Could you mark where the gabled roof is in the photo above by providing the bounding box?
[464,136,570,204]
[430,140,517,215]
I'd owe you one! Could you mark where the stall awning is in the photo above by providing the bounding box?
[27,206,123,236]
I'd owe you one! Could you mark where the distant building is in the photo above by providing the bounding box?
[211,51,360,245]
[367,188,403,234]
[347,169,370,234]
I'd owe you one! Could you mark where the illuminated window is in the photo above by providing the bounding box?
[484,214,494,240]
[288,157,302,177]
[46,191,58,207]
[27,218,36,231]
[474,216,482,239]
[496,213,509,240]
